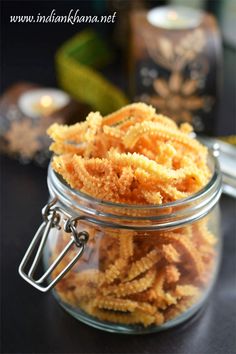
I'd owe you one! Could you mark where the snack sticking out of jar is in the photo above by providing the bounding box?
[19,103,222,333]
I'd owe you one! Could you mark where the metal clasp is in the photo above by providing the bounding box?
[18,198,89,292]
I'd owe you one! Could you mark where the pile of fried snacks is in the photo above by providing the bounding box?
[48,103,217,328]
[52,219,217,327]
[48,103,211,204]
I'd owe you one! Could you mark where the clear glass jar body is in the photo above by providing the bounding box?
[43,156,222,334]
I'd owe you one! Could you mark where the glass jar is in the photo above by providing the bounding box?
[19,153,222,334]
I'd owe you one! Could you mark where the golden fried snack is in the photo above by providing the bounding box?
[102,258,127,285]
[93,296,138,312]
[165,265,181,284]
[102,102,156,127]
[119,233,134,259]
[162,244,181,263]
[53,216,217,327]
[127,249,160,281]
[87,307,157,327]
[48,103,210,205]
[48,103,217,329]
[102,269,156,297]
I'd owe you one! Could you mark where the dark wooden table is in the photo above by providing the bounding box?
[1,1,236,353]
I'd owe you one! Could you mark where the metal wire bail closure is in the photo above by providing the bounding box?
[18,198,89,292]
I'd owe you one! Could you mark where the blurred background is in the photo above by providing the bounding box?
[1,1,236,353]
[1,0,236,152]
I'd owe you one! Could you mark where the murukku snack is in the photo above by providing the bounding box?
[165,265,180,284]
[87,307,157,327]
[102,258,127,285]
[127,249,160,281]
[119,233,134,259]
[102,269,156,297]
[48,103,218,329]
[48,103,210,205]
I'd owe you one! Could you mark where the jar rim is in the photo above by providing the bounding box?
[48,151,222,210]
[47,152,222,229]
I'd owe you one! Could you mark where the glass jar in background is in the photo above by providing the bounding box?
[19,153,222,334]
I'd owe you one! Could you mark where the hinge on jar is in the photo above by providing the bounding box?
[18,198,89,292]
